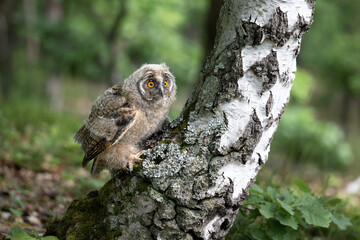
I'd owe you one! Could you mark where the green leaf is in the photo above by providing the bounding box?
[11,226,23,235]
[259,202,276,219]
[276,230,299,240]
[267,220,299,240]
[277,199,294,216]
[293,179,311,193]
[249,229,268,240]
[266,187,278,201]
[331,212,352,230]
[250,184,265,195]
[281,189,294,203]
[9,191,26,209]
[11,232,35,240]
[276,213,298,230]
[244,195,264,206]
[9,227,35,240]
[295,194,331,227]
[40,237,59,240]
[327,198,342,207]
[248,208,261,221]
[9,208,23,217]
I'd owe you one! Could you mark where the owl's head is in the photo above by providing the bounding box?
[124,63,176,106]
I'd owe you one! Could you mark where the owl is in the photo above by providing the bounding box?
[74,63,176,176]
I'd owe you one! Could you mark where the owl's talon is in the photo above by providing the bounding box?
[136,150,145,159]
[127,152,144,171]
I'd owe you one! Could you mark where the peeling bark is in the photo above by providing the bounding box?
[45,0,315,239]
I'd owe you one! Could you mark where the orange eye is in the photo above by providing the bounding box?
[164,80,168,87]
[148,81,154,88]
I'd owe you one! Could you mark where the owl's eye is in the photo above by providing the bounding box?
[148,81,155,88]
[163,80,168,87]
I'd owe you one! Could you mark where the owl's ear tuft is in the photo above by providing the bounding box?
[160,63,169,70]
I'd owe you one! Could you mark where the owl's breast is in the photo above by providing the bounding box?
[115,109,165,148]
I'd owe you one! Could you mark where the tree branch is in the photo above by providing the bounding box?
[106,0,127,44]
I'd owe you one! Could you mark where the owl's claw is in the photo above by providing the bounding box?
[128,150,145,171]
[135,150,145,159]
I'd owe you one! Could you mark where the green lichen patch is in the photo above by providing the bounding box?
[45,195,108,240]
[168,100,197,142]
[142,143,189,178]
[45,174,153,240]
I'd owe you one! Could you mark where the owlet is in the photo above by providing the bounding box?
[74,63,176,175]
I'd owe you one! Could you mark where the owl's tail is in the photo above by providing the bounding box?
[74,125,108,168]
[74,125,87,147]
[91,158,106,176]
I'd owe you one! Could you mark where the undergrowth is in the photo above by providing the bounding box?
[0,99,83,170]
[227,180,359,240]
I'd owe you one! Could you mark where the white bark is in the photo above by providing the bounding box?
[46,0,315,239]
[197,1,315,237]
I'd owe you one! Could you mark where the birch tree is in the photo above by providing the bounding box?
[46,0,316,239]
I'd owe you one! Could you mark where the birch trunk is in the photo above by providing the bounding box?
[46,0,315,239]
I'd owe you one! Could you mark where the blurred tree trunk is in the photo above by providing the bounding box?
[0,0,18,101]
[45,0,64,110]
[80,0,128,86]
[46,0,315,239]
[106,0,127,85]
[24,0,39,65]
[204,0,224,59]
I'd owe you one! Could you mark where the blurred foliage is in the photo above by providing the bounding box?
[4,226,58,240]
[289,69,314,105]
[300,0,360,96]
[270,69,354,170]
[227,182,359,240]
[61,171,108,197]
[5,0,208,100]
[299,0,360,135]
[272,106,354,170]
[0,100,83,171]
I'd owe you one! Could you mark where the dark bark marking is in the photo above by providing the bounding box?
[199,29,246,111]
[257,153,264,165]
[264,115,272,128]
[265,91,273,117]
[280,71,291,87]
[265,7,290,46]
[250,50,279,94]
[305,0,316,7]
[293,44,301,57]
[202,191,238,240]
[296,14,312,39]
[214,39,243,105]
[264,103,287,151]
[242,21,264,46]
[230,110,263,163]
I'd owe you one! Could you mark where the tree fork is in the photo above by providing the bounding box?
[46,0,315,239]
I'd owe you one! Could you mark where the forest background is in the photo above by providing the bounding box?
[0,0,359,239]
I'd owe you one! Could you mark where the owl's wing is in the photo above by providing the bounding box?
[74,84,137,168]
